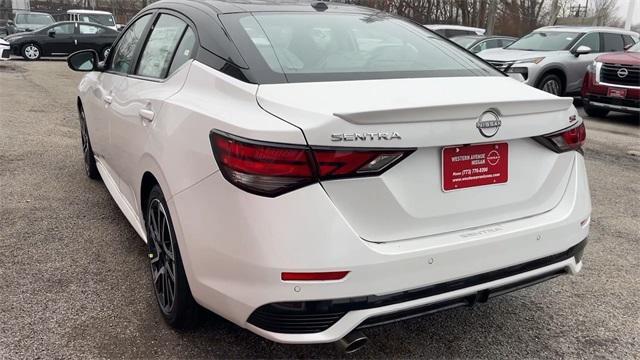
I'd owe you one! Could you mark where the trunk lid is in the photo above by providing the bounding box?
[257,76,576,243]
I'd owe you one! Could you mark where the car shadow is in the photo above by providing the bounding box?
[9,56,67,62]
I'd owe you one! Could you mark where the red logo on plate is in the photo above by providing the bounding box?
[487,150,501,165]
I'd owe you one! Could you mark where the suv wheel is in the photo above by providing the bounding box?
[584,104,609,118]
[146,185,201,329]
[538,74,563,96]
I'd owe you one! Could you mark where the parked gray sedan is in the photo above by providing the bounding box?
[479,26,638,95]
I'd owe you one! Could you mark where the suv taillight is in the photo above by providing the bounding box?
[535,123,586,153]
[210,130,414,197]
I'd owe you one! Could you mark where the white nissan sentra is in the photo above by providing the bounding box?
[67,0,591,352]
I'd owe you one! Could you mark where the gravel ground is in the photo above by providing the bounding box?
[1,60,639,359]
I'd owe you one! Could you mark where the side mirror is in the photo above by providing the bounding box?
[624,43,633,51]
[7,20,14,26]
[573,45,591,57]
[68,50,100,72]
[48,30,56,38]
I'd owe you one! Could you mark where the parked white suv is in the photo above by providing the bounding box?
[67,0,591,353]
[479,26,639,95]
[67,10,117,31]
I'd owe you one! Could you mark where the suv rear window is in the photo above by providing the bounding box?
[222,13,500,84]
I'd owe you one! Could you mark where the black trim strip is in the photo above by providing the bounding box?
[358,268,566,330]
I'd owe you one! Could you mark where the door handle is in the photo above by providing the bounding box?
[139,109,155,122]
[103,95,113,104]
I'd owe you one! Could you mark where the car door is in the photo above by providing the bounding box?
[108,12,196,207]
[564,32,601,93]
[76,24,105,52]
[43,23,77,55]
[89,13,153,180]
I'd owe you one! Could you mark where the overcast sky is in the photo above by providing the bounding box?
[613,0,639,24]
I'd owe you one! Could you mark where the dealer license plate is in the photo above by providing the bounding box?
[442,143,509,191]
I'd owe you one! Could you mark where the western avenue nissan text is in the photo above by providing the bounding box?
[66,0,591,353]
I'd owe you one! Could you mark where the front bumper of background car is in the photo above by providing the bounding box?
[0,43,10,60]
[582,70,640,114]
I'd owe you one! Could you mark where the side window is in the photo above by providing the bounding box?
[168,28,196,75]
[136,14,188,79]
[622,35,636,48]
[484,39,501,49]
[51,23,75,35]
[79,24,102,35]
[470,41,486,53]
[500,39,515,48]
[575,32,601,52]
[602,33,624,52]
[110,14,151,74]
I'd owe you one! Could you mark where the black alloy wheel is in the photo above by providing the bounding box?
[146,185,200,328]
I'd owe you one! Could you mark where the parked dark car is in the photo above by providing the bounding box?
[7,11,55,35]
[5,21,118,61]
[451,35,517,53]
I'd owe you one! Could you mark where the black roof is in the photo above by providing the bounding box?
[146,0,378,15]
[136,0,382,75]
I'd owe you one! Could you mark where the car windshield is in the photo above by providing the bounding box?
[76,14,115,27]
[507,31,581,51]
[15,14,54,25]
[451,36,479,48]
[223,13,500,83]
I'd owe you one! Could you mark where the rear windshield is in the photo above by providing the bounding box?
[507,31,582,51]
[222,13,500,83]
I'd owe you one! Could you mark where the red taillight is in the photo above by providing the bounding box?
[537,123,586,153]
[281,271,350,281]
[210,131,414,197]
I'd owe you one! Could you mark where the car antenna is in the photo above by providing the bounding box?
[311,1,328,11]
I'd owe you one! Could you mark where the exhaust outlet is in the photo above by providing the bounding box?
[335,330,369,354]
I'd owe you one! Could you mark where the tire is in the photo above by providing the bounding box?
[79,106,100,180]
[146,185,200,329]
[21,43,41,61]
[537,73,564,96]
[584,104,610,118]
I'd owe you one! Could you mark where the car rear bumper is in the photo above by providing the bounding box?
[168,152,591,344]
[248,239,586,338]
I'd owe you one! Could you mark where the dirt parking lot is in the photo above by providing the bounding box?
[1,60,639,359]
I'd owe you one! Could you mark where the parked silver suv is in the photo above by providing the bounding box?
[479,26,638,95]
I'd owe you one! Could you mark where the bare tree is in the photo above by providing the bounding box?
[589,0,621,26]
